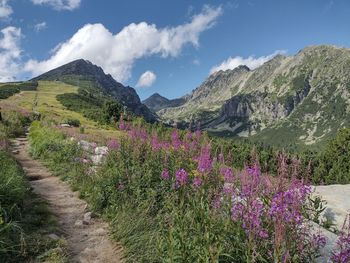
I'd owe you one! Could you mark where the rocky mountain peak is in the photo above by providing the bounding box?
[32,59,156,122]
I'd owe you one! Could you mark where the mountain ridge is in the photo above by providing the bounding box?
[157,45,350,148]
[142,92,187,112]
[32,59,156,121]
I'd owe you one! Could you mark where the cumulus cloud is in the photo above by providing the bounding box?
[34,21,47,32]
[210,50,286,74]
[0,26,22,82]
[31,0,81,11]
[136,71,156,88]
[24,5,222,82]
[0,0,12,18]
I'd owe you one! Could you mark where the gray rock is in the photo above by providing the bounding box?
[48,233,60,240]
[83,212,92,225]
[313,184,350,231]
[95,146,108,155]
[78,140,93,152]
[74,219,83,227]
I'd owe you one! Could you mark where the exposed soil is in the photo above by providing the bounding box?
[11,136,123,263]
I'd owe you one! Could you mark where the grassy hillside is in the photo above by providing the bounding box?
[0,80,122,140]
[0,82,38,100]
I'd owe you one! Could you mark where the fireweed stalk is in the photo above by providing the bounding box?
[92,120,335,262]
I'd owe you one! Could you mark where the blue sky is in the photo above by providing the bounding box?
[0,0,350,100]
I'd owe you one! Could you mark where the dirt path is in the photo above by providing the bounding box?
[11,136,123,263]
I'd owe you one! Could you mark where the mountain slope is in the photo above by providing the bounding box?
[142,93,187,112]
[158,45,350,148]
[32,59,156,122]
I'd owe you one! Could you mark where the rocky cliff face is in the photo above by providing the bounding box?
[158,45,350,147]
[33,59,156,121]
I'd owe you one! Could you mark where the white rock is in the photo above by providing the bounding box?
[91,154,104,165]
[95,146,108,155]
[79,140,94,152]
[60,123,71,127]
[313,184,350,231]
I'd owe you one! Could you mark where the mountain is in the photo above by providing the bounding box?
[142,93,187,112]
[158,45,350,148]
[32,59,156,122]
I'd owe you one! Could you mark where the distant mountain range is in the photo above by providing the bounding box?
[148,45,350,148]
[30,45,350,149]
[33,59,156,122]
[142,93,187,112]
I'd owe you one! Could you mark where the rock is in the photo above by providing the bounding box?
[312,222,338,263]
[95,146,108,155]
[12,150,19,154]
[60,123,71,127]
[91,154,104,165]
[83,212,92,225]
[74,219,83,227]
[78,140,94,152]
[313,184,350,231]
[48,233,60,240]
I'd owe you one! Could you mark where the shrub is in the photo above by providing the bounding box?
[64,118,81,127]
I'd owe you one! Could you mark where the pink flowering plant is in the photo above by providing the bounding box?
[80,119,335,262]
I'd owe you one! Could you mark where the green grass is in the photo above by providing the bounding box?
[0,82,38,100]
[0,150,68,262]
[0,81,123,139]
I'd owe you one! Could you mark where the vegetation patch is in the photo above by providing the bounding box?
[0,82,38,100]
[29,119,348,262]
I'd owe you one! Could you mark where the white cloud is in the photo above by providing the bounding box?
[31,0,81,11]
[24,5,222,82]
[0,26,22,82]
[0,0,12,18]
[136,71,156,88]
[210,50,286,74]
[34,21,47,32]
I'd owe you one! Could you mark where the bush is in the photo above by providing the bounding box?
[64,118,81,127]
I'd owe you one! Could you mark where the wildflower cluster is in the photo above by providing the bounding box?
[88,119,339,262]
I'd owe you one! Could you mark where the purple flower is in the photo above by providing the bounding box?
[232,198,267,239]
[196,144,212,174]
[192,177,203,188]
[175,169,188,188]
[331,216,350,263]
[247,163,261,177]
[171,130,182,149]
[268,185,311,225]
[161,170,170,180]
[220,166,234,183]
[151,136,162,150]
[312,233,327,248]
[107,139,120,150]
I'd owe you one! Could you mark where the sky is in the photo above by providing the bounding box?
[0,0,350,100]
